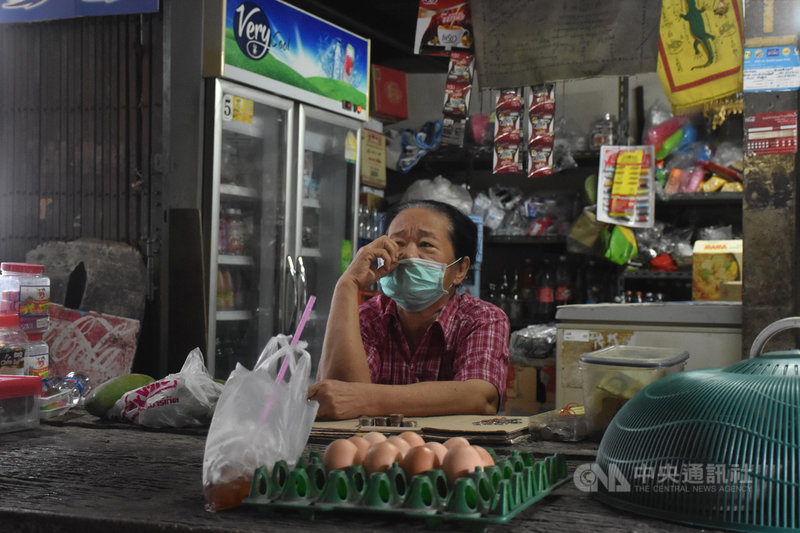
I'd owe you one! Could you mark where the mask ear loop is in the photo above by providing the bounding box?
[445,256,465,289]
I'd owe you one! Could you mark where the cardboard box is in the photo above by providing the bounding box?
[720,281,742,301]
[360,128,387,188]
[371,65,408,122]
[503,361,555,415]
[692,240,743,301]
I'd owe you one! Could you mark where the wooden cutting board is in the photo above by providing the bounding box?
[311,415,530,445]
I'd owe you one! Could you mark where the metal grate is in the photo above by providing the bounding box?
[0,14,156,262]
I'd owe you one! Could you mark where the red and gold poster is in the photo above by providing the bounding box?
[657,0,743,111]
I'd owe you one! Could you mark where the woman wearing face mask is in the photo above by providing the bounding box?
[308,200,510,420]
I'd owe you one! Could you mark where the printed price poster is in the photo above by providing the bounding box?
[745,110,798,156]
[596,145,655,228]
[743,46,800,93]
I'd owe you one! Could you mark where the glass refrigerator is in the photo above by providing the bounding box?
[202,0,369,378]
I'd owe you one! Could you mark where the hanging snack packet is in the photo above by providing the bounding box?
[528,84,555,178]
[443,80,471,118]
[494,111,522,146]
[496,88,524,114]
[493,88,523,174]
[414,0,473,55]
[494,143,520,174]
[447,51,475,82]
[528,141,554,178]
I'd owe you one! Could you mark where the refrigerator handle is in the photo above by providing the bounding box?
[296,255,308,322]
[285,255,298,333]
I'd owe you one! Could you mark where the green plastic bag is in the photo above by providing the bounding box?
[602,225,638,265]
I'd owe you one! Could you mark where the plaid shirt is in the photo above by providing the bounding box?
[359,292,510,404]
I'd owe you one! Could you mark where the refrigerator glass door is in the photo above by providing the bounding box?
[208,79,293,378]
[291,105,360,374]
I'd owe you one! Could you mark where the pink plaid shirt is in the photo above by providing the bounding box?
[359,292,510,405]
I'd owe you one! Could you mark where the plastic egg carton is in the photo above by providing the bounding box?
[243,451,568,526]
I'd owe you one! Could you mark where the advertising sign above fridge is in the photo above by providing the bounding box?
[0,0,158,23]
[204,0,370,121]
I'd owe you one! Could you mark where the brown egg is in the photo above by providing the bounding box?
[362,431,387,445]
[347,435,371,465]
[423,441,448,469]
[386,435,411,459]
[472,445,495,467]
[322,438,359,471]
[402,445,437,478]
[443,436,471,450]
[363,441,401,475]
[398,430,425,448]
[441,445,483,485]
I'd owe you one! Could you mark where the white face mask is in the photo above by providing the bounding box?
[379,257,462,312]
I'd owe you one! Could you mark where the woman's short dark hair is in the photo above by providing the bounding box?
[383,200,478,264]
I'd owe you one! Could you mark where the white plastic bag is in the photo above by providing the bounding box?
[202,334,319,511]
[112,347,223,427]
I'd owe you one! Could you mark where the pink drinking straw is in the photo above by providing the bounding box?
[259,296,316,424]
[276,295,316,382]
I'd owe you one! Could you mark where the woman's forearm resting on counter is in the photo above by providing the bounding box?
[308,378,498,420]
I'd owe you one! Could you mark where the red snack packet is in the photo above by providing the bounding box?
[494,144,520,174]
[415,0,473,55]
[443,80,471,118]
[495,88,524,114]
[527,146,554,178]
[494,111,521,146]
[529,109,554,141]
[447,51,475,82]
[528,84,555,114]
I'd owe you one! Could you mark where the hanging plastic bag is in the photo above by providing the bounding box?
[566,206,608,256]
[202,334,319,512]
[111,347,223,428]
[602,225,638,265]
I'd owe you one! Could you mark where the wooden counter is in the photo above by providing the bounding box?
[0,411,721,533]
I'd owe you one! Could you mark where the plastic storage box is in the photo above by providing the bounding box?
[0,375,40,433]
[579,346,689,437]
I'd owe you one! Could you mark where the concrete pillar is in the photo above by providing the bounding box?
[742,0,800,353]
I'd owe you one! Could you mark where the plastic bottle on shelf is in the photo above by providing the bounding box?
[508,270,523,326]
[555,255,573,308]
[0,262,50,335]
[24,332,49,378]
[217,269,234,310]
[58,371,91,407]
[519,258,536,322]
[227,209,245,256]
[589,113,617,150]
[0,313,28,375]
[497,272,511,319]
[218,215,229,255]
[535,258,555,322]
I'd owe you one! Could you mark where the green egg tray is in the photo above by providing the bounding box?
[243,451,568,527]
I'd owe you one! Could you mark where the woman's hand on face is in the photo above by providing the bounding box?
[308,379,369,420]
[341,236,399,290]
